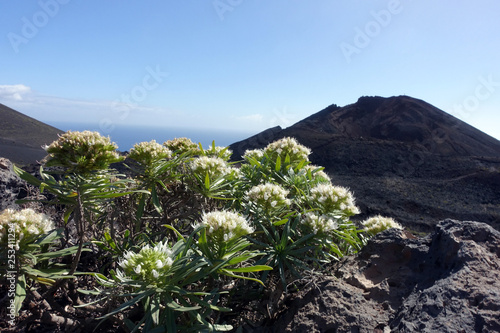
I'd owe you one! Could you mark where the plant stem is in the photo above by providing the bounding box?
[69,190,85,275]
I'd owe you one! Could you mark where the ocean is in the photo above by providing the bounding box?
[48,122,256,151]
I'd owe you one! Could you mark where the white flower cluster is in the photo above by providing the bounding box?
[44,130,122,170]
[309,184,360,216]
[361,215,402,236]
[118,241,174,282]
[46,130,116,148]
[128,140,172,165]
[264,137,311,163]
[194,211,254,242]
[190,156,233,179]
[164,137,199,153]
[246,183,291,211]
[302,212,339,234]
[0,208,54,249]
[243,149,264,162]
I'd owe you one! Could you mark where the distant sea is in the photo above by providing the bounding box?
[47,122,256,151]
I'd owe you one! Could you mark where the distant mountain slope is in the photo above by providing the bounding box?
[0,103,63,165]
[230,96,500,232]
[232,95,500,159]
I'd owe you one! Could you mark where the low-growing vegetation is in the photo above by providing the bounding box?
[1,131,402,332]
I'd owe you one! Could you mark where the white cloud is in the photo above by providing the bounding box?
[0,84,32,101]
[0,84,184,130]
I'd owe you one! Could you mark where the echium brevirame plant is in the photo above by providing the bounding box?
[14,130,133,275]
[43,130,123,174]
[239,137,313,190]
[361,215,403,236]
[89,229,235,332]
[128,139,172,167]
[188,154,239,199]
[305,183,360,217]
[163,137,200,155]
[263,137,311,167]
[0,209,81,316]
[192,210,271,284]
[235,137,369,289]
[127,140,181,227]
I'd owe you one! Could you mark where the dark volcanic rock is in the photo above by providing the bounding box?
[0,157,26,210]
[259,219,500,333]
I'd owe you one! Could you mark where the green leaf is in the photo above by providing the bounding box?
[98,290,154,320]
[296,159,306,170]
[151,186,163,214]
[220,270,266,286]
[165,300,201,312]
[24,266,74,279]
[104,231,117,251]
[14,274,27,316]
[36,244,84,260]
[204,172,210,190]
[224,265,273,273]
[35,229,63,246]
[13,165,42,186]
[31,276,56,286]
[150,296,160,326]
[275,155,281,171]
[273,218,289,227]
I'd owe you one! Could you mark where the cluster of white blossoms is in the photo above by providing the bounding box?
[128,140,173,165]
[309,184,360,216]
[44,130,123,171]
[302,212,339,235]
[163,137,199,153]
[242,149,264,162]
[194,211,254,242]
[264,137,311,163]
[190,156,233,179]
[246,183,291,211]
[118,241,174,283]
[361,215,403,236]
[0,208,54,249]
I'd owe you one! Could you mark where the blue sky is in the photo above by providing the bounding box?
[1,0,500,146]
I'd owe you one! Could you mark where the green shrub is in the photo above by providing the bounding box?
[11,132,404,331]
